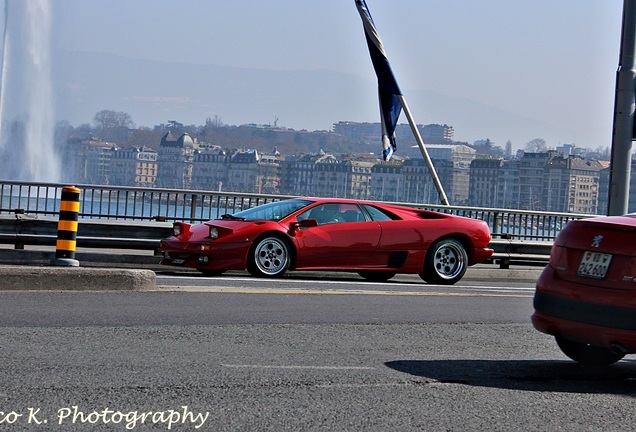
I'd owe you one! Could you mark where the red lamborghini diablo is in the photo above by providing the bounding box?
[159,198,493,284]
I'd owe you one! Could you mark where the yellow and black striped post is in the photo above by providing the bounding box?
[50,185,81,267]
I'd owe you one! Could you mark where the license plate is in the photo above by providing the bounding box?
[577,251,613,279]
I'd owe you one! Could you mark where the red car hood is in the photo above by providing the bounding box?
[172,219,285,243]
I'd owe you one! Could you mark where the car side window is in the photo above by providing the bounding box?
[363,205,394,221]
[297,204,364,225]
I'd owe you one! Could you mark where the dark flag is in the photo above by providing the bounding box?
[355,0,403,161]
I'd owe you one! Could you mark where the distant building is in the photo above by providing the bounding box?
[544,155,603,214]
[556,143,576,156]
[469,158,504,207]
[332,122,379,141]
[256,153,282,195]
[401,158,453,205]
[406,145,475,204]
[370,162,403,202]
[332,121,454,146]
[156,132,197,189]
[60,136,118,184]
[191,147,230,191]
[191,148,281,194]
[84,141,117,185]
[413,123,454,143]
[597,161,611,215]
[226,149,260,193]
[518,151,554,210]
[495,159,521,209]
[280,153,332,196]
[279,152,375,199]
[110,146,158,188]
[408,143,476,167]
[344,160,374,200]
[311,155,348,198]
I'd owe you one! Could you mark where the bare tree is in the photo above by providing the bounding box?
[93,110,135,130]
[524,138,547,153]
[206,115,224,128]
[594,145,611,159]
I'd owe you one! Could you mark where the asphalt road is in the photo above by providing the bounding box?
[1,274,635,431]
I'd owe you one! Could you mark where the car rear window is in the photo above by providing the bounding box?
[363,205,398,221]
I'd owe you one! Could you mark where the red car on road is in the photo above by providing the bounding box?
[159,198,493,284]
[532,214,636,365]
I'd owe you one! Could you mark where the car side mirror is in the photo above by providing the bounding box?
[288,218,318,236]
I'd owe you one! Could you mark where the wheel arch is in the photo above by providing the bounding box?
[428,233,473,263]
[246,230,298,271]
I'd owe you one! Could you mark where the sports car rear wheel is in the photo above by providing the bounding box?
[555,337,625,366]
[357,271,396,282]
[247,235,291,278]
[420,238,467,285]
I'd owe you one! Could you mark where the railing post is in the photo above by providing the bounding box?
[492,211,500,237]
[50,185,81,267]
[190,194,198,223]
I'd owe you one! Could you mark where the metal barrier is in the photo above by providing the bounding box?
[0,181,287,223]
[0,214,173,251]
[0,179,593,242]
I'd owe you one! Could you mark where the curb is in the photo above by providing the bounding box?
[0,266,156,291]
[464,267,544,283]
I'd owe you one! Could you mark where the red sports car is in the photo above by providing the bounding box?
[159,198,493,284]
[532,214,636,365]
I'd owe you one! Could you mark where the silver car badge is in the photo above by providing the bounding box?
[591,235,603,248]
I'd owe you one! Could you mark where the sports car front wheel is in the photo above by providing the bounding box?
[247,235,291,278]
[420,238,467,285]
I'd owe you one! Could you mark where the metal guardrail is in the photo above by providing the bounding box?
[3,180,601,268]
[0,180,592,242]
[0,214,173,251]
[0,181,288,223]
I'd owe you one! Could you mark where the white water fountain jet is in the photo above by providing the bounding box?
[0,0,59,182]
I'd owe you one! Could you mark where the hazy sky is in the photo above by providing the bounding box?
[47,1,624,150]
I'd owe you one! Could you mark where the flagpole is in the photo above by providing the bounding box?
[355,0,449,206]
[398,95,449,205]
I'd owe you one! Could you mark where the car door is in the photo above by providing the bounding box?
[292,203,381,268]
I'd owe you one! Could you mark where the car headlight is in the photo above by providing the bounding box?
[173,223,182,236]
[209,227,219,239]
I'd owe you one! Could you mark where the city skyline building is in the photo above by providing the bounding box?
[54,121,620,215]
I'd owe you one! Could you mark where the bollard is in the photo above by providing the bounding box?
[50,185,81,267]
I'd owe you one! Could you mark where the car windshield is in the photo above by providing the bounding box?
[229,199,313,221]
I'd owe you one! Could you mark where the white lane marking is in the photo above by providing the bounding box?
[221,364,376,370]
[157,286,532,298]
[158,275,535,291]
